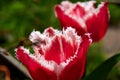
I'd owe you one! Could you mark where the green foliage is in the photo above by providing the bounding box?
[107,63,120,80]
[84,53,120,80]
[86,43,105,76]
[0,0,61,48]
[109,4,120,25]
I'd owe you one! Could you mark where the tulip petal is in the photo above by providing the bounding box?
[59,57,83,80]
[16,47,57,80]
[86,2,109,42]
[59,34,92,80]
[77,33,92,77]
[55,5,86,35]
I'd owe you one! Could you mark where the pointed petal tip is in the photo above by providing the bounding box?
[54,5,63,18]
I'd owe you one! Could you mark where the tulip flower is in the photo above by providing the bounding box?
[55,1,109,42]
[15,27,92,80]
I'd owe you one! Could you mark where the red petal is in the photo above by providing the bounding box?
[45,36,64,64]
[55,5,86,35]
[59,34,92,80]
[59,57,83,80]
[86,2,109,42]
[61,36,75,60]
[77,34,92,77]
[16,47,57,80]
[95,2,109,42]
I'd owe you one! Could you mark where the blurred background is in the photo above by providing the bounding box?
[0,0,120,80]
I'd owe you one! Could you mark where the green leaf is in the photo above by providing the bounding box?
[84,53,120,80]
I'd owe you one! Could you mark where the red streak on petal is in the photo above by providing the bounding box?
[61,36,75,60]
[70,4,86,18]
[45,36,64,64]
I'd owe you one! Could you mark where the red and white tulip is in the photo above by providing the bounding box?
[15,27,92,80]
[55,1,109,42]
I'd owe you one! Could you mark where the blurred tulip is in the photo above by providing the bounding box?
[15,27,92,80]
[55,1,109,42]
